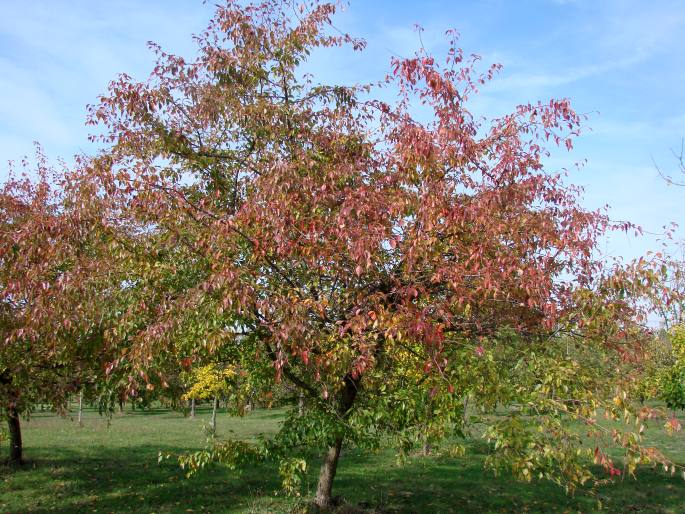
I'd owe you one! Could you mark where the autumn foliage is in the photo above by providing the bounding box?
[2,0,683,507]
[0,151,120,463]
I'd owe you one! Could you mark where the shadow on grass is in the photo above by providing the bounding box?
[328,444,684,514]
[2,438,684,513]
[2,444,285,514]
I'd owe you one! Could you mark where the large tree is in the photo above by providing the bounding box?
[84,0,679,507]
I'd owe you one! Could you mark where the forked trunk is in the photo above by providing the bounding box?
[7,407,22,465]
[314,437,343,509]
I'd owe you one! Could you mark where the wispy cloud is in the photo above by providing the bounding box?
[0,0,209,162]
[491,52,646,92]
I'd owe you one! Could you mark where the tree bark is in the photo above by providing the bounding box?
[190,398,196,419]
[7,407,22,465]
[313,373,360,509]
[314,437,343,509]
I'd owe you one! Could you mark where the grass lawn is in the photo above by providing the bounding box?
[2,405,685,513]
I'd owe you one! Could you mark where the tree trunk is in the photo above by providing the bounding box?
[462,393,469,427]
[118,399,124,413]
[313,373,360,509]
[190,398,196,419]
[298,392,305,416]
[7,407,22,465]
[210,396,218,433]
[314,437,343,509]
[78,391,84,427]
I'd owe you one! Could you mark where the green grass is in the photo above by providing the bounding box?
[2,405,685,513]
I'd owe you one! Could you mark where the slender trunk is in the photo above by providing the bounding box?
[298,392,305,416]
[118,399,124,413]
[190,398,196,418]
[78,391,83,427]
[463,393,469,427]
[211,397,218,433]
[313,374,360,509]
[7,407,22,465]
[422,402,432,455]
[314,437,343,508]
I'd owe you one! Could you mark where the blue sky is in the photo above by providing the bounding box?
[1,0,683,261]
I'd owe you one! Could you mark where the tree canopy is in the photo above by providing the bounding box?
[3,0,683,507]
[0,151,121,463]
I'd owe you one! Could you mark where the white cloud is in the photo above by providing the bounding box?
[491,51,648,92]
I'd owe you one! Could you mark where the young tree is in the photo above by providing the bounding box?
[183,363,237,432]
[85,0,680,507]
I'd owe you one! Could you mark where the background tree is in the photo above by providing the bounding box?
[656,138,685,191]
[657,325,685,415]
[85,0,681,507]
[633,256,685,412]
[183,363,237,432]
[0,153,116,464]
